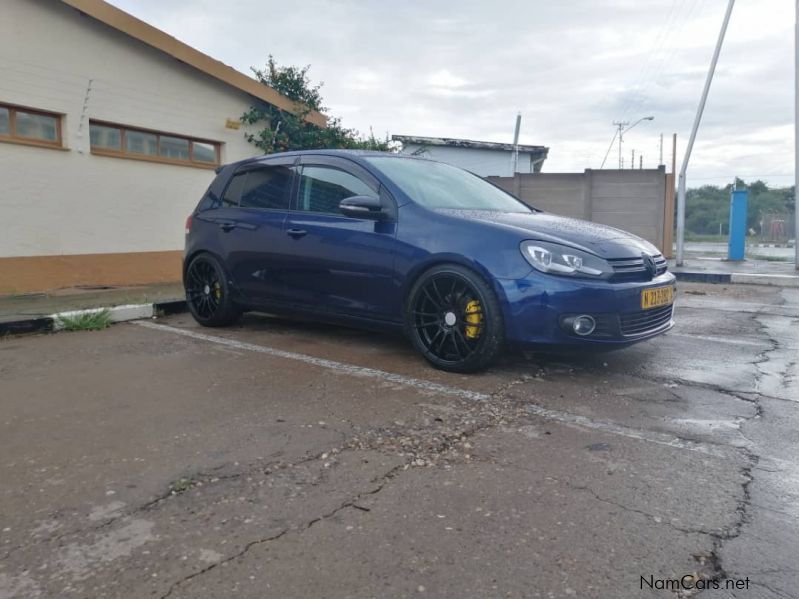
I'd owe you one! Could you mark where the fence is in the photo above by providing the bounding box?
[487,167,674,258]
[759,213,791,243]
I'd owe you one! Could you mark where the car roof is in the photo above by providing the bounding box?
[223,149,416,172]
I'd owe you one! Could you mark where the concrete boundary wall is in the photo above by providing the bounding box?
[488,167,672,257]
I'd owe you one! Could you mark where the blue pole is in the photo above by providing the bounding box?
[728,189,748,261]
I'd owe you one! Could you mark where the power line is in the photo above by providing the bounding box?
[619,0,687,119]
[621,0,705,122]
[626,0,706,120]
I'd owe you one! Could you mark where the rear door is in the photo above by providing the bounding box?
[210,157,297,304]
[282,156,399,321]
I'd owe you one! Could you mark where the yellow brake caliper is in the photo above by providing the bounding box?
[464,300,482,339]
[213,281,222,299]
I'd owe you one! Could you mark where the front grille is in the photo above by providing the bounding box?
[619,305,673,337]
[608,254,668,282]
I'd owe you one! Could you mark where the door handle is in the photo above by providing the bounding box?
[287,228,307,238]
[218,222,236,232]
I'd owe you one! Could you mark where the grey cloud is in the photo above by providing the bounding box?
[111,0,794,186]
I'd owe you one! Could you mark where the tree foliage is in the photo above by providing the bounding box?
[242,56,389,154]
[684,179,795,236]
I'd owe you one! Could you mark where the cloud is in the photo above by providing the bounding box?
[109,0,795,187]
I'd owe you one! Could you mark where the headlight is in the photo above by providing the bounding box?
[520,241,611,278]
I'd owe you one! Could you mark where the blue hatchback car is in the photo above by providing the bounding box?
[184,150,675,372]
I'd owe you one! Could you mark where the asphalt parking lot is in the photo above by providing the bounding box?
[1,282,798,599]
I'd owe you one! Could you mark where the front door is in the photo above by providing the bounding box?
[282,157,399,321]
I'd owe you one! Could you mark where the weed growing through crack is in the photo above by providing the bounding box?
[170,478,193,495]
[56,310,112,331]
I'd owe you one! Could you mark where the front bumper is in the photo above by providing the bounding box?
[495,270,676,347]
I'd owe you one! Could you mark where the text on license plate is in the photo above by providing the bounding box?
[641,286,674,310]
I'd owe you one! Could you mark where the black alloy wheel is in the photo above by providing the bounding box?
[406,264,504,373]
[184,253,241,327]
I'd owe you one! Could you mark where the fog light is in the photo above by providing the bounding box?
[573,315,596,336]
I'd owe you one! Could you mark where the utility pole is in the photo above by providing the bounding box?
[659,133,664,166]
[676,0,735,266]
[613,121,628,169]
[511,112,522,175]
[672,133,677,175]
[640,155,643,169]
[612,117,653,170]
[631,149,635,170]
[795,0,798,269]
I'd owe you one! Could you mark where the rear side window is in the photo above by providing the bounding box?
[240,165,293,210]
[221,172,246,207]
[297,166,376,215]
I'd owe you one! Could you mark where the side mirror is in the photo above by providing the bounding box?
[338,195,389,220]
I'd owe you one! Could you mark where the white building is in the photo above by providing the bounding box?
[0,0,324,294]
[392,135,549,178]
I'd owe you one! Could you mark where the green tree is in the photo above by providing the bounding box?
[683,179,795,236]
[241,56,389,154]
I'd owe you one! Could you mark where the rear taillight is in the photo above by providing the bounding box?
[185,214,193,235]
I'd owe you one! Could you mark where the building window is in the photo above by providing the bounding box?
[0,103,63,148]
[89,121,220,168]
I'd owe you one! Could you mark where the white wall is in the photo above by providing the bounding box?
[400,143,536,177]
[0,0,263,258]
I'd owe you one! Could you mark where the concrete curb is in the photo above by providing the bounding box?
[50,303,154,331]
[0,298,187,337]
[673,272,732,284]
[730,273,799,287]
[674,271,799,287]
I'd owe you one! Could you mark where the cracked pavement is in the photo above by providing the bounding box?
[1,282,798,598]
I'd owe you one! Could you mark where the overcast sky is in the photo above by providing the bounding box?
[110,0,795,187]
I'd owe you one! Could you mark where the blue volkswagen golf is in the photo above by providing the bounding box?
[184,150,675,372]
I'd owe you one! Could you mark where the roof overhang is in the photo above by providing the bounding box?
[60,0,327,128]
[392,135,548,155]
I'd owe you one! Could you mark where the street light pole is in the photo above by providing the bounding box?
[676,0,735,266]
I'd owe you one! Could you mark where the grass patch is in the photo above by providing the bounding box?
[56,309,112,331]
[684,233,728,242]
[747,254,791,262]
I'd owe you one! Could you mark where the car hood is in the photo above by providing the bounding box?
[436,209,661,258]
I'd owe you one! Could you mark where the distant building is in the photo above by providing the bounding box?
[0,0,324,294]
[392,135,549,177]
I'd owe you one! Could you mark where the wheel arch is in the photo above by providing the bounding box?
[400,254,506,311]
[183,249,237,291]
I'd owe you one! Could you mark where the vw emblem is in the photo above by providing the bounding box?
[642,253,657,278]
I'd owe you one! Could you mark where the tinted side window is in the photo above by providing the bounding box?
[297,166,376,215]
[240,165,292,210]
[222,172,247,207]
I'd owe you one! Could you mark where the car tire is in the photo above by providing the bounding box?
[184,252,241,327]
[405,264,504,373]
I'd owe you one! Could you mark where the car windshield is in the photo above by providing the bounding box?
[364,156,532,212]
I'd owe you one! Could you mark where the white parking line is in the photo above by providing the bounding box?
[668,333,768,347]
[523,404,738,459]
[137,320,742,459]
[135,321,490,402]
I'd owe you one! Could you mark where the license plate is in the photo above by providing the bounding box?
[641,286,674,310]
